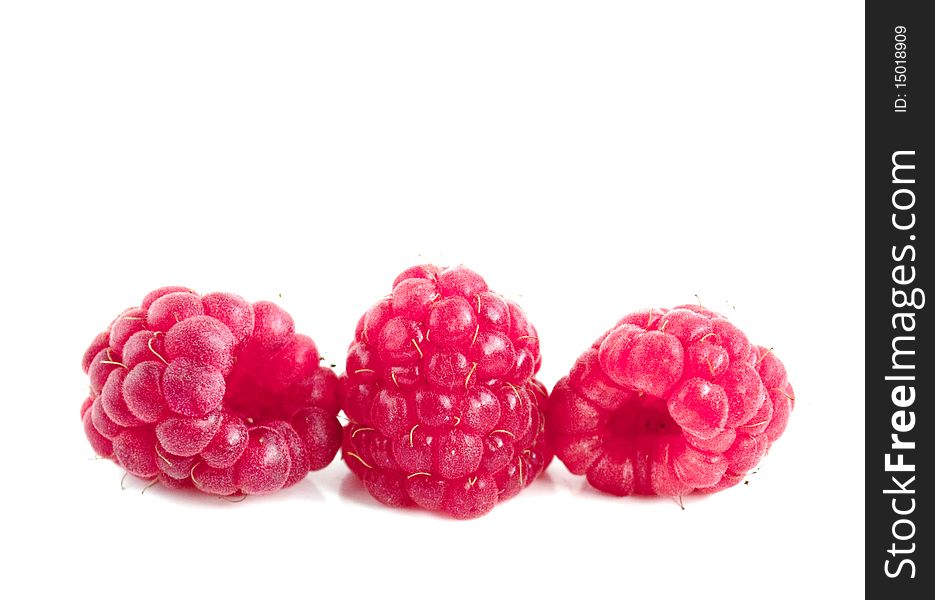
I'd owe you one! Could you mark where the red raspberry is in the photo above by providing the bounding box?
[80,287,341,496]
[547,305,794,497]
[340,265,552,518]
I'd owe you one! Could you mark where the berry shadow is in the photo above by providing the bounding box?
[337,473,497,521]
[337,472,374,506]
[547,464,707,509]
[119,476,232,508]
[267,477,326,502]
[337,473,434,518]
[575,478,729,510]
[337,470,562,519]
[120,473,326,506]
[524,468,558,494]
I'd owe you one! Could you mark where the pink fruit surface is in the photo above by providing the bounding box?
[548,306,794,497]
[81,287,341,496]
[340,265,552,518]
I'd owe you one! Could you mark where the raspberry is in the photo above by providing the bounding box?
[340,265,552,518]
[547,305,794,498]
[80,288,341,496]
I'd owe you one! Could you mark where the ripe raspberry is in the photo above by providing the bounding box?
[547,305,794,498]
[80,287,341,496]
[340,265,552,518]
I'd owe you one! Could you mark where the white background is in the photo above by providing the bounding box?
[0,2,863,599]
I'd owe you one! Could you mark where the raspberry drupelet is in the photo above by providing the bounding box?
[547,305,794,498]
[340,265,552,519]
[81,287,341,496]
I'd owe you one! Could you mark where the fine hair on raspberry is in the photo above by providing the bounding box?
[81,287,342,496]
[547,305,794,498]
[339,265,552,518]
